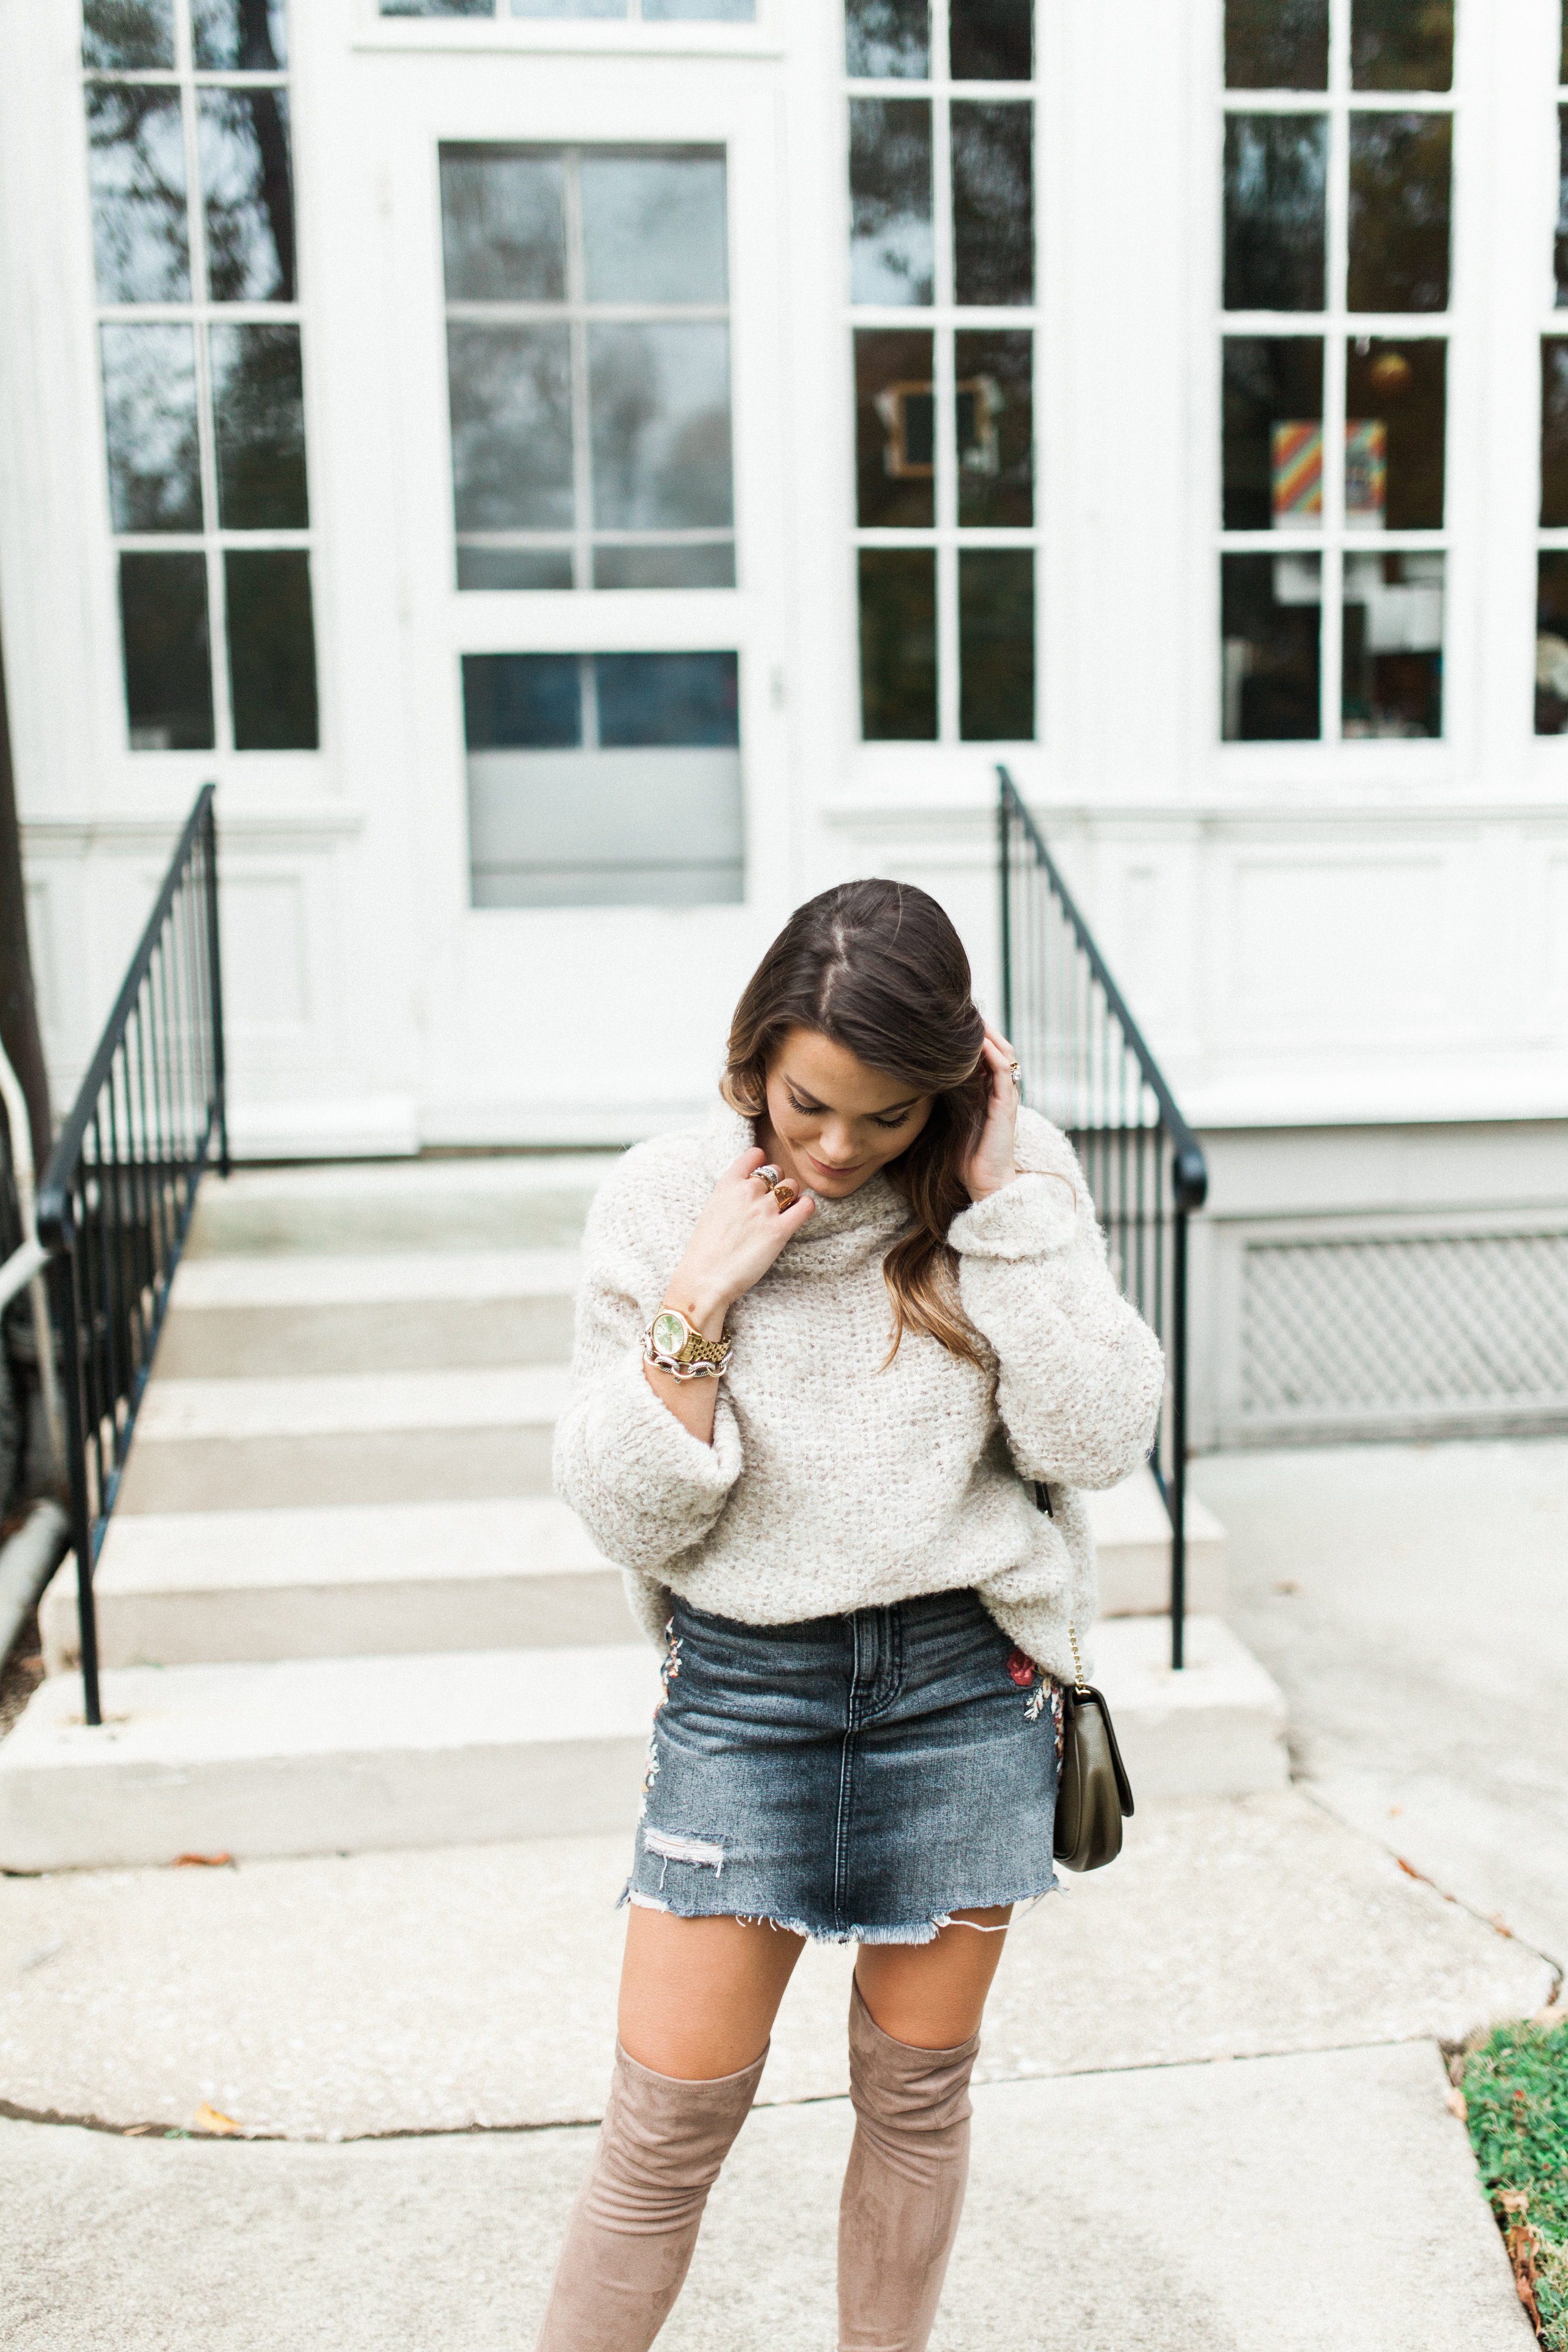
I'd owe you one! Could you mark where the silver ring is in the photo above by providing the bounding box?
[754,1163,781,1187]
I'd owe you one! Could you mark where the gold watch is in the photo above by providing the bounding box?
[644,1305,732,1382]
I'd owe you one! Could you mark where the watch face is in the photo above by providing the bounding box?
[651,1310,687,1355]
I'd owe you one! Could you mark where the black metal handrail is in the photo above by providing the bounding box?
[997,768,1207,1669]
[36,785,226,1725]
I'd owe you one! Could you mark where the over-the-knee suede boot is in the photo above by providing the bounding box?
[534,2039,767,2352]
[837,1978,981,2352]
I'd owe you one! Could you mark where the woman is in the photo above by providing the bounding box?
[541,879,1164,2351]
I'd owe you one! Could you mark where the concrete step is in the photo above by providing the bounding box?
[38,1498,627,1672]
[1,1618,1285,1870]
[156,1250,579,1377]
[44,1467,1225,1669]
[116,1367,567,1512]
[185,1156,609,1260]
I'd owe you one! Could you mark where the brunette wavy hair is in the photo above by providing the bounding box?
[721,879,992,1366]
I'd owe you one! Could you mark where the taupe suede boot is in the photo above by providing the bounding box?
[837,1977,981,2352]
[534,2039,767,2352]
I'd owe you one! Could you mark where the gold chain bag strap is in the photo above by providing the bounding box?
[1032,1481,1134,1872]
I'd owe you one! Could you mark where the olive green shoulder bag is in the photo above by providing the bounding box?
[1032,1481,1134,1872]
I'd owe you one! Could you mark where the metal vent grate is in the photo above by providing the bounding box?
[1241,1230,1568,1433]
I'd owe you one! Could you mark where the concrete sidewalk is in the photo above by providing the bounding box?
[1,2042,1533,2351]
[1196,1436,1568,1967]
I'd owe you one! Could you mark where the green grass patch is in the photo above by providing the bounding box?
[1463,2016,1568,2347]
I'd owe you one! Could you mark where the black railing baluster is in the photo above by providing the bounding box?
[995,769,1208,1670]
[36,787,226,1726]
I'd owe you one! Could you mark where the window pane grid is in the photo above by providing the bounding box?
[848,0,1038,744]
[83,0,317,752]
[1219,0,1452,745]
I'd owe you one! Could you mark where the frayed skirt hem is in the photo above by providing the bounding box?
[617,1876,1062,1945]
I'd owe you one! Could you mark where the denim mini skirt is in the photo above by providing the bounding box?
[624,1585,1062,1945]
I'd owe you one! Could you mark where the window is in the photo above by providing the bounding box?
[463,652,742,904]
[383,3,755,25]
[440,145,734,590]
[1220,0,1453,743]
[847,0,1037,743]
[1538,7,1568,734]
[82,0,318,751]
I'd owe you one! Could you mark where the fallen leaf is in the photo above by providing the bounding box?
[1272,1580,1300,1595]
[173,1853,233,1869]
[1396,1857,1421,1879]
[1445,2088,1467,2121]
[193,2102,243,2136]
[1388,1804,1403,1818]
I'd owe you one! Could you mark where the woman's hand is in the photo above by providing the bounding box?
[961,1027,1021,1202]
[661,1149,816,1336]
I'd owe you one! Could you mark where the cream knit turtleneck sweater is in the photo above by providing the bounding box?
[553,1102,1165,1685]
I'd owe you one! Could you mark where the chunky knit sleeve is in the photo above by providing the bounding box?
[948,1108,1164,1492]
[552,1142,743,1629]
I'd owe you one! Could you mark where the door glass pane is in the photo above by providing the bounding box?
[464,653,582,746]
[198,88,296,300]
[952,103,1032,305]
[1556,109,1568,308]
[597,653,739,745]
[1223,116,1328,312]
[87,85,190,305]
[225,549,319,749]
[580,152,727,305]
[457,549,574,590]
[380,2,495,14]
[1221,553,1320,740]
[950,0,1031,82]
[592,545,735,588]
[643,0,757,18]
[855,330,934,527]
[859,549,936,738]
[1222,337,1323,529]
[119,553,214,750]
[440,150,566,301]
[100,324,202,533]
[511,1,625,16]
[1346,114,1450,313]
[849,100,934,306]
[1542,340,1568,527]
[1343,338,1444,527]
[1536,554,1568,734]
[83,1,175,68]
[1223,0,1327,89]
[959,550,1033,739]
[588,323,733,529]
[192,0,287,68]
[1351,0,1452,92]
[845,0,928,78]
[210,323,308,529]
[447,324,574,529]
[1341,551,1442,737]
[954,329,1032,524]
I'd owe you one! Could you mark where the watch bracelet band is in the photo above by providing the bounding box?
[643,1332,730,1382]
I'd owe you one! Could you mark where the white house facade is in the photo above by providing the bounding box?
[1,0,1564,1445]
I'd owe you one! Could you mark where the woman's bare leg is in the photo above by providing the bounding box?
[618,1905,807,2076]
[837,1909,1011,2352]
[852,1903,1011,2045]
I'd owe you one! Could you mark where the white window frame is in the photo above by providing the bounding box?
[847,0,1042,746]
[1217,1,1456,750]
[84,0,316,754]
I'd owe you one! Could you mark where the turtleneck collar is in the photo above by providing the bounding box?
[703,1100,914,1268]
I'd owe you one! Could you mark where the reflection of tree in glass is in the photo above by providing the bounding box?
[845,0,928,79]
[211,325,307,529]
[199,89,295,302]
[88,85,189,304]
[1223,116,1327,312]
[849,101,934,306]
[952,106,1032,307]
[440,153,566,302]
[1347,115,1450,313]
[446,325,573,530]
[950,0,1031,85]
[83,0,175,69]
[1541,343,1568,528]
[192,0,286,70]
[1223,0,1326,92]
[1350,0,1452,93]
[101,325,202,533]
[589,326,733,530]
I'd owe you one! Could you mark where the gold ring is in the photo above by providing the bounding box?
[771,1178,801,1209]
